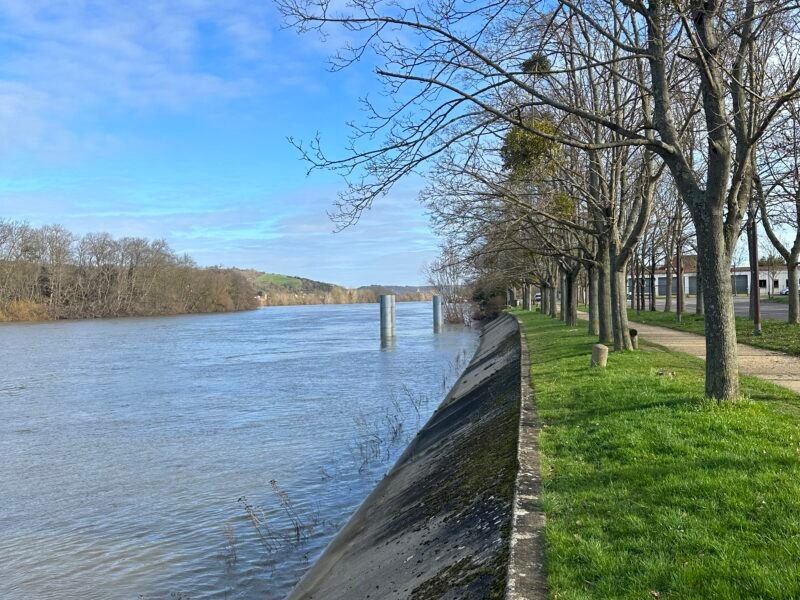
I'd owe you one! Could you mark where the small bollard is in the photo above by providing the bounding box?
[591,344,609,368]
[630,328,638,350]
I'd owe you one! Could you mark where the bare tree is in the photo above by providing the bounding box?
[0,220,259,321]
[427,246,471,323]
[278,0,800,399]
[758,100,800,323]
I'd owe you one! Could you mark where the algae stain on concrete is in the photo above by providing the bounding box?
[286,315,522,600]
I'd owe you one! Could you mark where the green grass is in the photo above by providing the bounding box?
[516,311,800,599]
[627,309,800,357]
[255,273,303,290]
[767,296,789,304]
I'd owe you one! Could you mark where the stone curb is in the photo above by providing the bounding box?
[505,316,548,599]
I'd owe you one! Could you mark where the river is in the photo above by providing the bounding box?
[0,302,479,599]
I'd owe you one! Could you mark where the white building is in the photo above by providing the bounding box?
[630,256,795,296]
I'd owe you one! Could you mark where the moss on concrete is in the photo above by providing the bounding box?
[287,315,522,600]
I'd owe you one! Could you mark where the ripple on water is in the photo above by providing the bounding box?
[0,302,479,599]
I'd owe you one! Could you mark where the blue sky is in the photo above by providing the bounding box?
[0,0,439,287]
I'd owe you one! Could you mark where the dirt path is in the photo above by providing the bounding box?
[577,312,800,395]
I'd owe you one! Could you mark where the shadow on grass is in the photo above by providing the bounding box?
[515,310,800,599]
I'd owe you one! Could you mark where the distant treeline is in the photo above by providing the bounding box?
[235,270,434,306]
[0,220,259,322]
[255,288,432,307]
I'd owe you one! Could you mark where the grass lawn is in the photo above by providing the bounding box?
[627,309,800,357]
[255,273,303,290]
[516,311,800,599]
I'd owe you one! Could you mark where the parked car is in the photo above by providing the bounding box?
[781,287,790,295]
[534,292,542,302]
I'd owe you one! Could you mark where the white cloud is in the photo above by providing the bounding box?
[0,0,282,157]
[1,178,439,286]
[0,1,443,285]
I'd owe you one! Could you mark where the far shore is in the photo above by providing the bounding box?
[0,297,440,325]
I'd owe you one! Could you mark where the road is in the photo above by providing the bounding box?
[643,295,788,320]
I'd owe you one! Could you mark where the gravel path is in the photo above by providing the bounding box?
[578,312,800,395]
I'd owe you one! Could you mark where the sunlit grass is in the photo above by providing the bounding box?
[517,312,800,599]
[628,309,800,357]
[255,273,304,290]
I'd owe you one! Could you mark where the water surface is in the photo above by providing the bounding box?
[0,302,479,599]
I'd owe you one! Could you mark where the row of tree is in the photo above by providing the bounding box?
[257,287,432,306]
[0,220,259,321]
[280,0,800,400]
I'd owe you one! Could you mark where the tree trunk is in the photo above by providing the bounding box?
[559,270,566,321]
[650,241,656,311]
[588,265,599,336]
[541,284,549,315]
[549,281,557,319]
[747,214,760,328]
[664,263,673,312]
[629,258,635,310]
[748,217,755,320]
[758,182,800,325]
[597,239,613,343]
[789,263,799,324]
[565,269,578,327]
[611,266,633,351]
[696,216,740,400]
[610,247,633,351]
[695,254,704,315]
[676,240,683,322]
[522,283,531,311]
[638,252,645,312]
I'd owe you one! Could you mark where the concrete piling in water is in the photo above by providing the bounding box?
[433,295,444,330]
[390,294,396,337]
[380,294,396,339]
[380,294,389,338]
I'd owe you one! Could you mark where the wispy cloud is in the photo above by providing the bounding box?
[0,1,442,285]
[0,1,293,157]
[2,178,439,286]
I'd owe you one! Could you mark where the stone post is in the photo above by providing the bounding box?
[591,344,609,368]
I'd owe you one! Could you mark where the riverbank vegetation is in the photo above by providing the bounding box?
[237,269,433,307]
[0,219,258,321]
[517,311,800,598]
[627,309,800,358]
[0,220,437,321]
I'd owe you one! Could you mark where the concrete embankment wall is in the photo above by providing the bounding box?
[286,314,522,600]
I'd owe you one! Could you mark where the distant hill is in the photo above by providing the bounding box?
[254,272,335,293]
[234,270,433,306]
[358,284,436,294]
